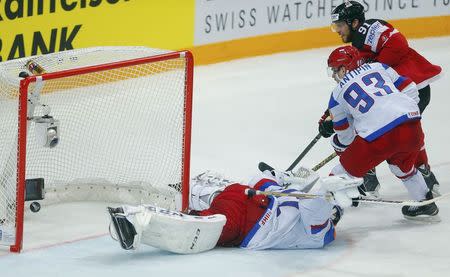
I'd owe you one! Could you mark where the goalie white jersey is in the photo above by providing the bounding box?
[240,175,336,250]
[328,62,420,146]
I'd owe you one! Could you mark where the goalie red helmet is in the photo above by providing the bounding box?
[327,46,363,72]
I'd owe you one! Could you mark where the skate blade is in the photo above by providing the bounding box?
[404,214,441,223]
[364,190,380,198]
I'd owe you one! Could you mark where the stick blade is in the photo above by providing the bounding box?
[258,162,274,172]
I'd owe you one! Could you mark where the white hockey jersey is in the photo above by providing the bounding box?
[240,174,335,250]
[328,62,420,146]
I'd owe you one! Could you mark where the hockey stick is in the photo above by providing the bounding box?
[311,152,337,171]
[286,133,322,171]
[259,152,337,173]
[245,189,450,207]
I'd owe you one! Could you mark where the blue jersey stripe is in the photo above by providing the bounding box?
[311,220,329,234]
[323,224,336,246]
[394,76,407,89]
[276,201,299,216]
[333,118,349,128]
[259,181,280,191]
[364,114,420,142]
[328,95,339,109]
[240,196,275,248]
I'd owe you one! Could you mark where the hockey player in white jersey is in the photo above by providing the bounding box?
[319,0,442,196]
[107,169,362,254]
[325,45,439,220]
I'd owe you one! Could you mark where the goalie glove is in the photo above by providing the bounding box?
[259,167,320,192]
[320,175,362,208]
[284,166,320,192]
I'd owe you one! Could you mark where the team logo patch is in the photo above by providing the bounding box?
[260,211,272,226]
[331,14,340,21]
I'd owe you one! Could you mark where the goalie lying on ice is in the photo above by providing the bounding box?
[108,168,362,254]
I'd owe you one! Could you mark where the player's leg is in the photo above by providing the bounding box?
[418,85,431,113]
[338,136,387,178]
[413,88,440,195]
[360,168,380,197]
[415,147,440,195]
[331,136,386,207]
[386,120,439,220]
[388,161,439,220]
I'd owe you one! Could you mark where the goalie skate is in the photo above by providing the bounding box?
[108,207,137,250]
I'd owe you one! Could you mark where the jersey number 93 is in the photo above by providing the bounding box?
[343,72,394,113]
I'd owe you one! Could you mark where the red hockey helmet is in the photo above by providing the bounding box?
[327,46,363,73]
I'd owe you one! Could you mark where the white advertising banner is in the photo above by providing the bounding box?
[194,0,450,45]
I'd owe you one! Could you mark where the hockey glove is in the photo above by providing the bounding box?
[318,110,334,138]
[331,134,348,155]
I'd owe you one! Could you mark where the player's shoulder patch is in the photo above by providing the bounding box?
[353,19,389,49]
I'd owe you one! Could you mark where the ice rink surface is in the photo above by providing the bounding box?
[1,36,449,277]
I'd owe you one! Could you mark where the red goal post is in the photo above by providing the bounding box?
[0,47,193,253]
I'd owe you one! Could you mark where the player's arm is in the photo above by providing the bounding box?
[368,20,408,67]
[382,63,419,104]
[328,94,355,154]
[356,20,407,67]
[375,32,409,67]
[359,48,377,63]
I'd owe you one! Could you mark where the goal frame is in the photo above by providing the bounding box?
[10,50,194,253]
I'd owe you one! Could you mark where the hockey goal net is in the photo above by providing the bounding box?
[0,47,193,252]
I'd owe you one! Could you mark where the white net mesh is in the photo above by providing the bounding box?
[0,47,191,248]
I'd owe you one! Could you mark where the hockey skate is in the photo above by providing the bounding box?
[418,165,440,196]
[402,191,440,222]
[108,207,137,250]
[358,168,380,198]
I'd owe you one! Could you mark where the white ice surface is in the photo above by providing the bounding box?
[1,36,449,277]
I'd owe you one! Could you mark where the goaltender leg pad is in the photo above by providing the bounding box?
[125,204,226,254]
